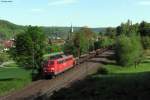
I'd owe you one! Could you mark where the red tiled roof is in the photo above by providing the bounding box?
[2,40,14,48]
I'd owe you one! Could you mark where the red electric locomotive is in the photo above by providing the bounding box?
[43,52,76,77]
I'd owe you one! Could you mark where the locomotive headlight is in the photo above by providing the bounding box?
[51,67,55,71]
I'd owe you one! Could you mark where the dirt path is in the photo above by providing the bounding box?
[0,50,114,100]
[0,61,15,68]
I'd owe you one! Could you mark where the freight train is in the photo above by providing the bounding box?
[42,48,109,78]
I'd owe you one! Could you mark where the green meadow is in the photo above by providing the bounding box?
[0,66,31,96]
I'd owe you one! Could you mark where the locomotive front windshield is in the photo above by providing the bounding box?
[49,54,64,60]
[43,61,54,66]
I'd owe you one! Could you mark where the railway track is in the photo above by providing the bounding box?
[0,49,113,100]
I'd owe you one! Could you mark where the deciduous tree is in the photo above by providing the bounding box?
[11,26,46,74]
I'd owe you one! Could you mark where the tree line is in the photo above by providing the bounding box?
[105,20,150,66]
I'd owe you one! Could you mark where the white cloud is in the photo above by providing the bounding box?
[138,1,150,6]
[48,0,78,6]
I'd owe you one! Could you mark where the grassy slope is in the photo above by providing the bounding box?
[0,67,31,96]
[106,63,150,74]
[50,52,150,100]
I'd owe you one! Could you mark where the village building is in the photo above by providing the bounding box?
[0,39,15,51]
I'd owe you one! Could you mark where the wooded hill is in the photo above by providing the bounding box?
[0,20,106,40]
[0,20,25,40]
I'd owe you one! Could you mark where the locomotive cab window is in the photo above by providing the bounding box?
[49,61,54,65]
[50,54,63,60]
[66,58,72,61]
[58,60,64,64]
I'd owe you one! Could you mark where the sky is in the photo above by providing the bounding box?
[0,0,150,27]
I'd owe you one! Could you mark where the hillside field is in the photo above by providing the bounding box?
[0,67,31,96]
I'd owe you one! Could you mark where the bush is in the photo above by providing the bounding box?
[47,45,62,53]
[63,41,78,57]
[99,37,115,48]
[115,35,143,66]
[0,44,4,51]
[97,67,109,75]
[94,41,101,50]
[0,52,10,64]
[141,36,150,49]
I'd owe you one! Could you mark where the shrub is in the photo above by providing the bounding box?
[94,37,114,50]
[97,67,109,75]
[115,35,143,66]
[0,52,10,65]
[63,41,78,57]
[141,36,150,49]
[99,37,115,48]
[47,45,62,53]
[94,41,100,50]
[0,44,4,51]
